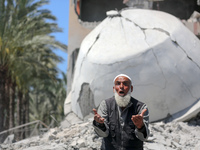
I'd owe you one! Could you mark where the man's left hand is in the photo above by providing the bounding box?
[131,109,147,129]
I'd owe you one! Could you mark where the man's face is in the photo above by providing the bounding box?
[113,76,133,97]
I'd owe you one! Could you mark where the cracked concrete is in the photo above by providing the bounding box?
[77,83,95,118]
[174,42,200,69]
[66,8,200,122]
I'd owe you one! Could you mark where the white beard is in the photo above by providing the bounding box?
[114,90,131,107]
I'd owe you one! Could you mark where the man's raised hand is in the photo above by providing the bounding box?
[93,108,105,124]
[131,109,147,129]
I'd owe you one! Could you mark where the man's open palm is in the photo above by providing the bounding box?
[131,109,147,129]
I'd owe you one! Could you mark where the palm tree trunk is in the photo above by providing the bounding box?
[25,93,29,138]
[9,82,16,129]
[16,90,22,141]
[0,69,5,132]
[0,68,7,142]
[4,77,10,130]
[17,90,22,126]
[21,94,26,139]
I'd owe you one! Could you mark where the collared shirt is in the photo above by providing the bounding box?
[93,99,150,141]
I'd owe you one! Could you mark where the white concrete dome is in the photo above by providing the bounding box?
[67,9,200,122]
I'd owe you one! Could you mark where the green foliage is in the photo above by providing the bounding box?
[29,73,67,126]
[0,0,68,131]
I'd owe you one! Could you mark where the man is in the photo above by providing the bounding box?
[93,74,149,150]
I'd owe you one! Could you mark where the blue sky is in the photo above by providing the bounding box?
[41,0,69,78]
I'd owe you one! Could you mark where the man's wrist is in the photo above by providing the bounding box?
[95,121,104,127]
[137,125,145,132]
[93,120,106,131]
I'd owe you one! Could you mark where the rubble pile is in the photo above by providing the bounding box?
[0,115,200,150]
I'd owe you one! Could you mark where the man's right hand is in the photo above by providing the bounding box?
[93,108,105,124]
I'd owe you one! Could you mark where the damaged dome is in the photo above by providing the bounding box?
[67,9,200,122]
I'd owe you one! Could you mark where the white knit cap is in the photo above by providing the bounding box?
[113,74,132,84]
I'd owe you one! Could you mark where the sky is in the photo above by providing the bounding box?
[41,0,69,78]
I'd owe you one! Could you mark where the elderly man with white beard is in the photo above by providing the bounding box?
[93,74,149,150]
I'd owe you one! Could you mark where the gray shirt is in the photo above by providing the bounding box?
[93,99,150,142]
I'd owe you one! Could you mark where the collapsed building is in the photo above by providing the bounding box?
[65,0,200,124]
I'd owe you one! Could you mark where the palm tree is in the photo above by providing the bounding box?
[29,72,67,127]
[0,0,67,139]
